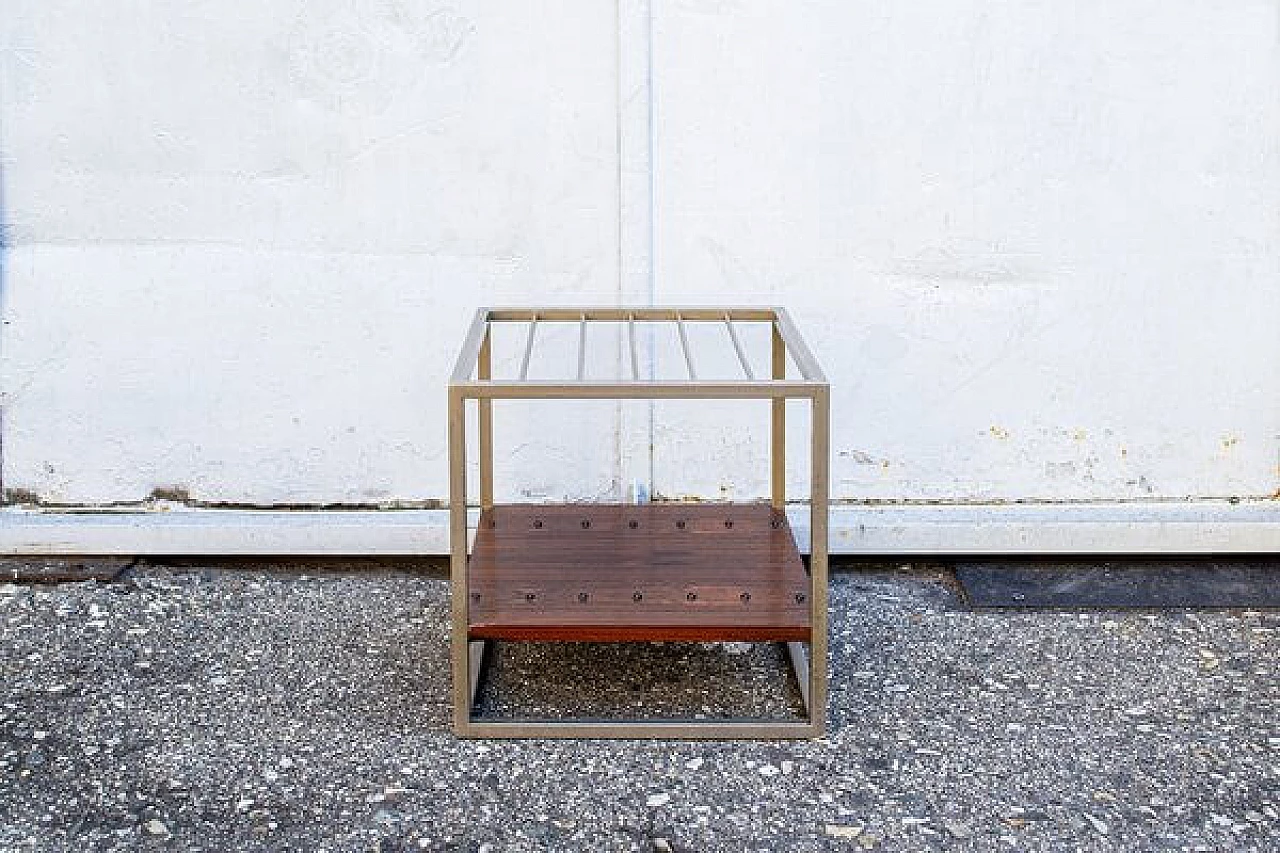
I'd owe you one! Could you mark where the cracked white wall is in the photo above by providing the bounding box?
[1,1,1278,507]
[0,1,623,505]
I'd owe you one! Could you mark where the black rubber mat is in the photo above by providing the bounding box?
[954,558,1280,608]
[0,556,133,584]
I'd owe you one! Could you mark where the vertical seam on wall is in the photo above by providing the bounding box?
[615,0,625,304]
[645,0,657,498]
[616,1,658,501]
[615,0,625,499]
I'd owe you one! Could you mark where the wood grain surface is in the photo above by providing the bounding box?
[467,504,811,642]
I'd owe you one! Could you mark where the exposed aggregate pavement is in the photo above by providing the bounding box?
[0,559,1276,852]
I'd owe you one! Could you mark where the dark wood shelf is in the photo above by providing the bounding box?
[467,503,811,642]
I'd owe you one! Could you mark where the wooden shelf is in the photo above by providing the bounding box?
[467,503,811,643]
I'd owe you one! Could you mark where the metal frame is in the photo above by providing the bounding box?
[448,307,829,738]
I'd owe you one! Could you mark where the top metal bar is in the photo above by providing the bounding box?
[454,379,825,400]
[449,307,827,390]
[724,314,755,380]
[450,308,491,384]
[487,307,777,322]
[772,307,827,383]
[675,313,697,380]
[518,315,539,381]
[627,314,640,381]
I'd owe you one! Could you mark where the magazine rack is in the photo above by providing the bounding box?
[448,308,828,738]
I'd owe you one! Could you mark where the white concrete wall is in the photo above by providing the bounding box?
[652,1,1280,504]
[2,1,1278,509]
[1,1,622,505]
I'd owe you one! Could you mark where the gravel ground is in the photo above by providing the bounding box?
[0,559,1276,852]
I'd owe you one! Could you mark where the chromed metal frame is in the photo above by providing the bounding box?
[448,307,829,739]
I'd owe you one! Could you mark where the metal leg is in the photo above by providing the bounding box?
[448,389,471,733]
[809,388,830,736]
[478,330,493,511]
[771,325,786,509]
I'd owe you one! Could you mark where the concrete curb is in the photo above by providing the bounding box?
[1,500,1276,555]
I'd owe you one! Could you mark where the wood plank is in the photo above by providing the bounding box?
[467,504,811,642]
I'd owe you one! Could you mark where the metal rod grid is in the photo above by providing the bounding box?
[448,306,829,739]
[450,307,826,391]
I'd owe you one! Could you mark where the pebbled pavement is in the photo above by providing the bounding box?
[0,559,1276,852]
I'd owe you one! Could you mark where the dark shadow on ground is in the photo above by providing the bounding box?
[949,555,1280,609]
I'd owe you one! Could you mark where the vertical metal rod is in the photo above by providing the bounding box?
[478,328,493,510]
[448,388,470,732]
[809,386,830,736]
[628,314,640,381]
[519,316,538,381]
[786,641,811,713]
[577,313,587,381]
[468,640,488,708]
[770,325,786,509]
[724,314,754,380]
[675,312,696,380]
